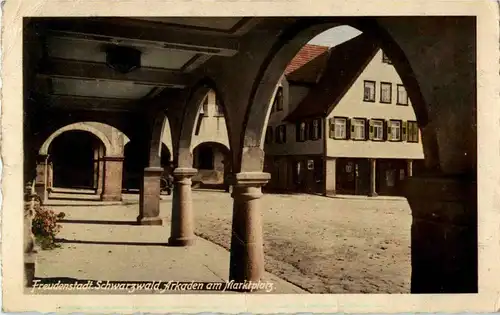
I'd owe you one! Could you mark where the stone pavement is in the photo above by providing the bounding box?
[32,193,305,294]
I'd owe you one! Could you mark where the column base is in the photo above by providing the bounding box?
[229,172,270,283]
[168,236,196,246]
[368,192,378,197]
[405,175,477,293]
[24,253,36,288]
[324,189,336,197]
[100,194,122,202]
[136,215,163,226]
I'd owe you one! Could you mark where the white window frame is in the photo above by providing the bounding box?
[311,119,320,140]
[334,117,347,139]
[380,82,392,104]
[372,120,384,141]
[352,118,366,140]
[297,121,307,142]
[397,84,409,105]
[390,120,402,141]
[407,121,419,143]
[363,81,376,102]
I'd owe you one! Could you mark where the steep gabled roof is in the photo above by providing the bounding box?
[284,33,380,122]
[284,44,330,83]
[286,49,331,84]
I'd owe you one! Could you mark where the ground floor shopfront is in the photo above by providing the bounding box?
[264,155,424,197]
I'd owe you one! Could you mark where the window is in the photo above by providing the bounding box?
[275,124,287,143]
[352,118,366,140]
[380,82,392,104]
[388,120,402,141]
[363,81,376,102]
[382,51,392,64]
[296,121,307,142]
[200,97,209,117]
[265,126,273,144]
[370,119,384,141]
[397,84,409,105]
[215,98,224,116]
[274,87,284,111]
[310,118,322,140]
[407,121,419,143]
[330,117,347,139]
[194,113,204,136]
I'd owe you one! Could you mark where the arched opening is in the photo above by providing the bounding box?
[49,130,105,190]
[122,141,172,192]
[192,141,230,190]
[122,141,148,191]
[239,21,435,293]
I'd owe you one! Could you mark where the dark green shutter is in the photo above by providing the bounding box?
[328,118,334,138]
[296,122,301,142]
[402,121,408,142]
[317,119,322,140]
[346,118,352,139]
[383,120,388,141]
[365,119,370,140]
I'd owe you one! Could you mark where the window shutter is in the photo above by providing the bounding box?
[387,120,392,141]
[365,119,371,140]
[317,119,323,140]
[347,118,352,139]
[383,120,388,141]
[329,118,334,138]
[296,122,301,142]
[402,121,408,141]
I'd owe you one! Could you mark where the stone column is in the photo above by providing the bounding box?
[93,148,99,191]
[324,157,336,196]
[407,159,413,177]
[96,155,105,196]
[100,156,124,201]
[137,166,164,225]
[368,158,378,197]
[405,175,476,293]
[34,154,49,203]
[169,168,197,246]
[229,172,270,284]
[24,182,37,287]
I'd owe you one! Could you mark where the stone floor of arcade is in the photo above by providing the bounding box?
[32,190,411,294]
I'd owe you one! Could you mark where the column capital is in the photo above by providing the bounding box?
[173,167,197,178]
[144,166,164,175]
[230,172,270,187]
[36,154,49,163]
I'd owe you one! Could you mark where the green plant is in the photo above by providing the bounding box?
[31,204,66,250]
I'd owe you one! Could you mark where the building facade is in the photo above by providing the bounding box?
[162,90,231,189]
[264,41,425,196]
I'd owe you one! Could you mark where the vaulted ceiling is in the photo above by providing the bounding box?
[27,17,262,113]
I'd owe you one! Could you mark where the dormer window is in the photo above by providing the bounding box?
[274,87,284,111]
[382,51,392,64]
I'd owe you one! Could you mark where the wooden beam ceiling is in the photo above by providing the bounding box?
[42,18,241,57]
[38,58,193,88]
[42,94,141,112]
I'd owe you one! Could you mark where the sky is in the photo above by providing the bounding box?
[307,25,362,47]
